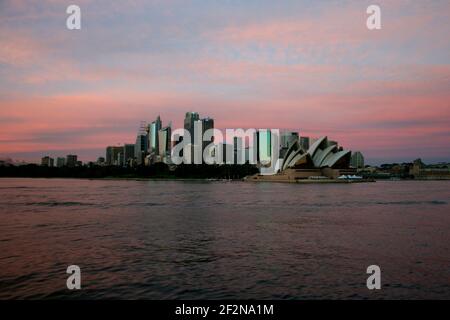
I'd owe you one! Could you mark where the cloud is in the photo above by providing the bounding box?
[0,0,449,163]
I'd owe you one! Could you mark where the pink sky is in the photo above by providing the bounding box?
[0,0,449,164]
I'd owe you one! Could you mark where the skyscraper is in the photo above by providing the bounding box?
[280,131,299,158]
[184,112,199,145]
[135,134,147,166]
[233,136,244,164]
[41,156,54,167]
[299,136,310,151]
[105,147,122,165]
[123,144,135,166]
[257,129,271,165]
[148,116,162,155]
[201,117,214,157]
[350,151,365,169]
[158,126,172,160]
[66,155,78,168]
[56,157,65,168]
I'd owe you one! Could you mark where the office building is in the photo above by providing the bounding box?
[299,136,310,151]
[257,129,272,165]
[123,144,135,166]
[158,126,172,160]
[148,116,162,155]
[117,152,124,166]
[66,155,78,168]
[201,117,214,155]
[56,157,65,168]
[350,151,365,169]
[41,156,54,167]
[96,157,105,166]
[135,134,148,166]
[280,131,299,158]
[106,146,122,166]
[184,112,200,146]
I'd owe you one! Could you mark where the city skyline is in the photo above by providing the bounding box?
[1,1,449,165]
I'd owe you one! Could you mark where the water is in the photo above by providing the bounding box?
[0,178,449,299]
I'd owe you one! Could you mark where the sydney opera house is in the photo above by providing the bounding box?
[248,136,358,182]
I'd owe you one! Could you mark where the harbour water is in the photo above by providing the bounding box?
[0,178,449,299]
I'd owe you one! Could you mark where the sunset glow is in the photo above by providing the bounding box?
[1,0,449,164]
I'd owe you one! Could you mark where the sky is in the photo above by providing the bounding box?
[0,0,449,165]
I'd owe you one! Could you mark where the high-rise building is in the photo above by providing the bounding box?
[123,144,135,166]
[158,126,172,160]
[257,129,271,165]
[217,142,233,164]
[184,112,199,146]
[66,155,78,168]
[299,136,310,151]
[41,156,54,167]
[56,157,65,167]
[201,117,214,155]
[96,157,105,166]
[133,122,148,166]
[350,151,365,169]
[147,116,162,155]
[280,131,299,158]
[233,136,245,164]
[117,152,124,166]
[280,131,299,148]
[105,147,122,165]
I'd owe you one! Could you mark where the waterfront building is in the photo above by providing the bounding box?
[201,117,214,160]
[56,157,65,167]
[41,156,54,167]
[182,112,214,163]
[135,134,148,166]
[217,143,233,164]
[257,129,272,166]
[249,136,354,181]
[280,131,299,158]
[147,116,162,155]
[106,146,122,166]
[123,144,135,166]
[283,136,350,171]
[158,126,172,162]
[117,152,124,166]
[184,112,200,146]
[409,158,450,180]
[350,151,365,169]
[96,157,105,166]
[299,136,310,150]
[233,136,243,164]
[66,155,78,168]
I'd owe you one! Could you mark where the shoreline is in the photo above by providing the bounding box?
[2,176,448,183]
[245,178,376,184]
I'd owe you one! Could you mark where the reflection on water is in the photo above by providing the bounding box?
[0,178,449,299]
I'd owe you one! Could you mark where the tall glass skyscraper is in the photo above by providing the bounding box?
[257,129,272,165]
[158,126,172,158]
[134,134,147,165]
[148,116,162,155]
[201,117,214,154]
[183,112,199,145]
